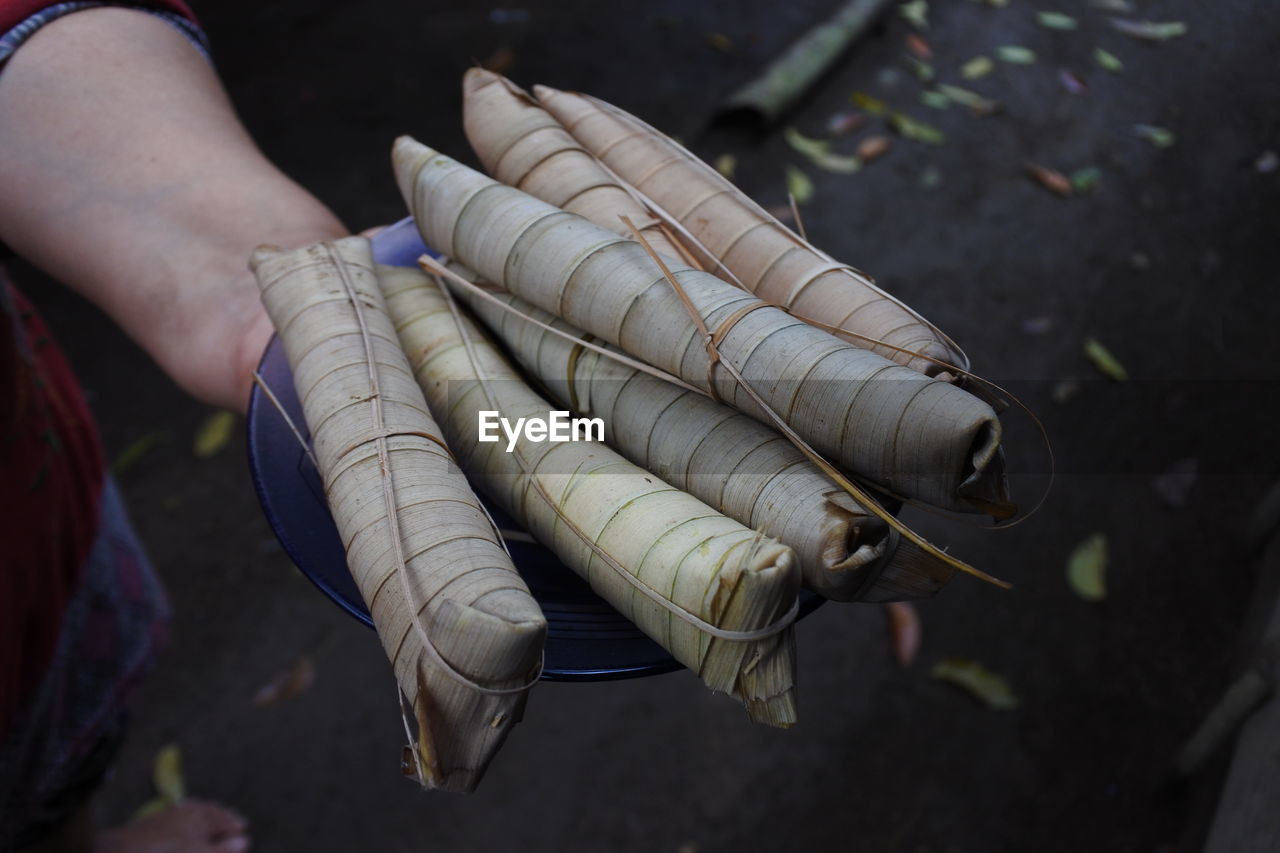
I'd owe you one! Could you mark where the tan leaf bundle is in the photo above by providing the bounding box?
[532,85,968,379]
[251,237,544,792]
[379,264,800,725]
[391,138,1013,519]
[443,264,956,602]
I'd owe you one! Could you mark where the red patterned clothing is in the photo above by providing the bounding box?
[0,0,203,843]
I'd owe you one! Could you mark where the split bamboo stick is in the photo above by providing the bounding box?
[251,237,545,792]
[379,264,800,725]
[532,85,969,378]
[391,139,1013,519]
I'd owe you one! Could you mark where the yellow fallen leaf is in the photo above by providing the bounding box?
[785,165,815,204]
[153,742,185,804]
[1067,533,1108,601]
[962,56,994,79]
[193,410,236,458]
[132,797,170,822]
[1084,337,1129,380]
[931,658,1020,709]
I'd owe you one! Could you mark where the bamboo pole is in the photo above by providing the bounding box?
[717,0,896,124]
[533,85,969,379]
[391,139,1013,519]
[379,264,800,726]
[251,237,545,792]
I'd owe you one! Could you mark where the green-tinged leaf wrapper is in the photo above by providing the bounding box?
[1067,533,1108,601]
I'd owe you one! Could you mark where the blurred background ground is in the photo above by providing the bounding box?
[18,0,1280,849]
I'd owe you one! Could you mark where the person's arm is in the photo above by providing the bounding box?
[0,6,347,411]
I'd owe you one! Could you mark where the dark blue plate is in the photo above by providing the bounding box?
[246,217,819,681]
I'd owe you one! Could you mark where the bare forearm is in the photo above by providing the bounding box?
[0,8,347,410]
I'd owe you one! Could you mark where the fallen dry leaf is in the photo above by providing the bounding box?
[705,31,734,52]
[253,655,317,708]
[132,797,171,822]
[891,112,945,145]
[1134,124,1176,148]
[784,127,862,174]
[850,91,889,116]
[906,33,932,59]
[112,431,168,475]
[920,90,951,110]
[937,84,999,115]
[962,56,994,79]
[1066,533,1108,601]
[1109,18,1187,41]
[857,135,892,163]
[1083,337,1129,380]
[825,111,866,136]
[784,165,815,204]
[1037,11,1078,30]
[996,45,1037,64]
[899,0,929,30]
[1051,378,1081,403]
[931,658,1020,709]
[153,743,185,804]
[1026,163,1073,197]
[193,410,236,458]
[1094,47,1124,73]
[885,602,921,667]
[1070,166,1102,192]
[1058,69,1088,94]
[905,55,935,82]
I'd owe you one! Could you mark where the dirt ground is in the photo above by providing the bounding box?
[20,0,1280,850]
